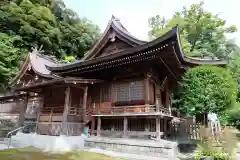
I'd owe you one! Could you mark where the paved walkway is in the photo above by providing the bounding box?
[84,148,177,160]
[0,144,13,150]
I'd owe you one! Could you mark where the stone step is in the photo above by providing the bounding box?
[84,148,175,160]
[85,137,179,159]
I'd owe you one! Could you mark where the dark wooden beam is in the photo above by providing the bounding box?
[144,75,150,104]
[156,118,161,140]
[97,117,101,136]
[123,116,128,137]
[35,96,44,133]
[82,85,88,123]
[62,86,71,135]
[91,117,96,136]
[17,95,29,127]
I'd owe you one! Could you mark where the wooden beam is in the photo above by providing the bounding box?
[91,117,96,135]
[17,96,28,127]
[155,82,161,112]
[156,118,161,140]
[164,118,168,138]
[144,75,150,104]
[97,117,101,136]
[35,96,44,133]
[123,117,128,137]
[83,85,88,122]
[62,86,71,135]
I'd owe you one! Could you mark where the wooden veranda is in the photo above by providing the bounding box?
[14,78,101,136]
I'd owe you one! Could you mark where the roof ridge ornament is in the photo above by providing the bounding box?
[111,15,120,21]
[31,45,43,55]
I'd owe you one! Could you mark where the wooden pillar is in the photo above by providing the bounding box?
[156,117,161,140]
[164,119,168,138]
[97,116,101,136]
[62,86,71,135]
[90,117,96,136]
[82,85,88,123]
[155,82,161,112]
[144,76,150,105]
[165,81,172,116]
[35,96,44,133]
[17,95,28,128]
[123,116,128,137]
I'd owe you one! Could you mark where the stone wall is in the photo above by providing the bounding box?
[11,132,85,152]
[85,137,178,159]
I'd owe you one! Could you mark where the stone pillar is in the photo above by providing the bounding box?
[82,85,88,123]
[97,116,101,136]
[156,118,161,140]
[62,86,71,135]
[123,116,128,137]
[90,117,96,136]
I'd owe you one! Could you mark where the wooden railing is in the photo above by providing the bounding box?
[92,104,171,115]
[40,106,82,115]
[40,107,64,115]
[39,106,83,122]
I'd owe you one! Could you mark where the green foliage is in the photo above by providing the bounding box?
[61,55,76,63]
[195,145,228,160]
[227,50,240,101]
[195,126,238,160]
[0,33,27,88]
[148,1,237,59]
[0,0,100,58]
[0,0,100,87]
[226,103,240,130]
[178,66,237,116]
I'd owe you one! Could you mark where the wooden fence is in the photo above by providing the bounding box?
[170,117,238,141]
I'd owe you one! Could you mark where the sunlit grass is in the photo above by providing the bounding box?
[0,148,123,160]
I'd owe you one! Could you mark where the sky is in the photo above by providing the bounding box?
[63,0,240,45]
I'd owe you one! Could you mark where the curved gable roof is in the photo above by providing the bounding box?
[82,15,147,61]
[46,25,227,73]
[10,50,59,86]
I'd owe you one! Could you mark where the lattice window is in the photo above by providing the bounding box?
[130,81,144,100]
[116,80,144,101]
[116,83,129,101]
[101,86,112,101]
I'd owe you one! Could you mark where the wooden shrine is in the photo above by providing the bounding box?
[3,16,227,139]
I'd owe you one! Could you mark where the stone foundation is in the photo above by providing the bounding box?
[85,137,178,158]
[11,132,85,152]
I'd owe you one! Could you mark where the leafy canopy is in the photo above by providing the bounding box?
[178,66,237,116]
[0,0,100,58]
[0,0,100,87]
[148,1,237,59]
[0,33,27,88]
[226,102,240,130]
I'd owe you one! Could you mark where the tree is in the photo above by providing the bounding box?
[177,66,237,121]
[0,33,27,88]
[0,0,100,58]
[226,103,240,130]
[148,1,237,59]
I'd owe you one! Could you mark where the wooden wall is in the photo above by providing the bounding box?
[42,87,65,114]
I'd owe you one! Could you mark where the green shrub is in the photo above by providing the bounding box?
[226,103,240,130]
[195,144,229,160]
[177,66,237,118]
